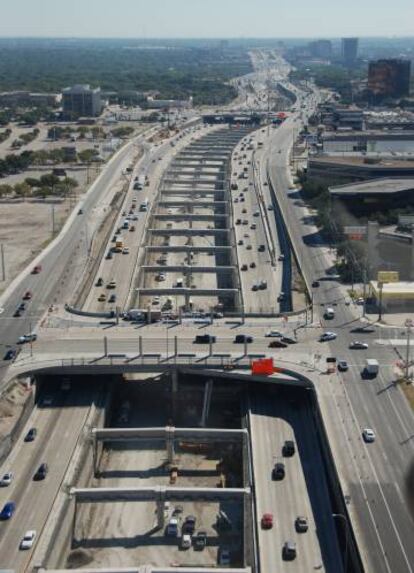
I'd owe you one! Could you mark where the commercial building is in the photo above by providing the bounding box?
[0,91,58,107]
[308,40,332,60]
[368,59,411,102]
[370,281,414,312]
[62,84,102,118]
[341,38,358,66]
[146,97,192,109]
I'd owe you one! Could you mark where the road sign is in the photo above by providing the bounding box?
[377,271,399,283]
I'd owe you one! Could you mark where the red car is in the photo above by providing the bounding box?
[23,291,32,300]
[31,265,42,275]
[261,513,273,529]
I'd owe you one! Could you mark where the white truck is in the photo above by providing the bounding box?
[364,358,379,377]
[324,307,335,319]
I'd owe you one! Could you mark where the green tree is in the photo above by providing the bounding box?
[14,181,32,197]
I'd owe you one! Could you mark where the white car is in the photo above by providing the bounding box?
[265,330,282,338]
[181,534,192,549]
[362,428,376,443]
[349,341,368,350]
[20,530,36,550]
[319,332,337,342]
[0,472,13,487]
[122,247,130,255]
[18,333,37,344]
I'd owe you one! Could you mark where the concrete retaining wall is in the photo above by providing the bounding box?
[0,377,34,465]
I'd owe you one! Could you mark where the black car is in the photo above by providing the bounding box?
[13,309,21,318]
[182,515,196,534]
[337,360,348,372]
[193,530,207,550]
[272,462,285,480]
[96,277,103,287]
[33,463,48,481]
[312,281,320,288]
[268,340,287,349]
[18,302,26,311]
[106,251,113,260]
[109,294,117,303]
[24,427,37,442]
[282,440,295,457]
[194,334,216,344]
[234,334,253,344]
[3,348,17,361]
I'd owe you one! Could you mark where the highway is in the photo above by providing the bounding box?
[265,81,414,571]
[249,390,341,572]
[0,384,96,570]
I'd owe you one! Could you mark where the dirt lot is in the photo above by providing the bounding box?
[0,199,70,294]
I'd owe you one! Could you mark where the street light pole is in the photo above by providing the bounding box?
[405,319,413,380]
[333,513,349,573]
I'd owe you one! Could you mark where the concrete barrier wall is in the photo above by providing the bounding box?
[64,303,114,319]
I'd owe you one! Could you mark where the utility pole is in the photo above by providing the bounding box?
[378,281,383,322]
[51,205,56,236]
[405,319,413,380]
[0,244,5,281]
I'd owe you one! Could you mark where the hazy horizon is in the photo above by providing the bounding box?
[1,0,413,39]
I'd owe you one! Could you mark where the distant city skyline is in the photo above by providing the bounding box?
[0,0,413,38]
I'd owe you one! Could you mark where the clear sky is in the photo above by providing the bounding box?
[0,0,413,38]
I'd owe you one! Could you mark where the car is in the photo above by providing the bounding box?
[295,516,308,533]
[13,309,21,317]
[349,341,368,350]
[33,463,48,481]
[193,530,207,550]
[218,547,231,565]
[277,293,285,303]
[283,440,295,456]
[250,262,256,268]
[78,209,83,215]
[258,244,265,252]
[234,334,253,344]
[20,530,36,550]
[106,251,113,260]
[182,515,196,534]
[246,244,252,250]
[282,540,297,560]
[235,218,242,225]
[23,290,32,300]
[238,239,244,246]
[122,247,129,254]
[281,336,296,345]
[268,204,273,210]
[250,223,256,230]
[362,428,376,443]
[319,332,337,342]
[234,197,239,203]
[265,330,282,338]
[4,348,17,360]
[96,277,103,287]
[24,427,37,442]
[166,517,178,536]
[272,462,285,480]
[351,326,376,334]
[194,334,216,344]
[312,281,320,288]
[269,340,287,348]
[278,254,285,261]
[0,472,13,487]
[0,502,15,520]
[31,265,42,274]
[98,293,106,302]
[17,303,25,313]
[108,294,116,303]
[253,211,260,217]
[107,280,116,289]
[355,297,365,305]
[337,360,348,372]
[261,512,274,529]
[18,333,37,344]
[242,219,248,225]
[181,534,192,549]
[241,264,248,271]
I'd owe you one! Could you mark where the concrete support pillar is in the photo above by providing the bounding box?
[174,336,178,356]
[367,221,380,279]
[185,293,190,312]
[139,335,143,356]
[200,378,213,427]
[71,497,78,543]
[172,369,178,393]
[166,425,175,464]
[92,434,98,477]
[156,500,165,529]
